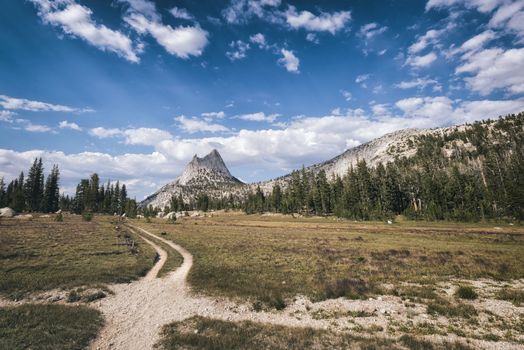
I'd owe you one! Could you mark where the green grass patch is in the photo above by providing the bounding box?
[495,288,524,306]
[427,299,477,319]
[0,215,158,299]
[158,316,472,350]
[0,304,103,350]
[455,285,478,300]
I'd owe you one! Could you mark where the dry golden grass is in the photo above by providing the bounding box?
[136,212,524,307]
[0,214,158,299]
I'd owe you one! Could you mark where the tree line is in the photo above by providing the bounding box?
[0,158,60,213]
[241,113,523,222]
[59,173,138,218]
[0,159,138,217]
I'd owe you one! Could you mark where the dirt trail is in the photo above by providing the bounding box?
[87,225,522,350]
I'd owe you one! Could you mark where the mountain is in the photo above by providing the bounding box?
[140,114,523,211]
[140,149,246,210]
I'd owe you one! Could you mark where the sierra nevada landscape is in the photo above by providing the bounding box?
[1,1,524,350]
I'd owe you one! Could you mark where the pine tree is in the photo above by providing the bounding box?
[24,158,45,212]
[42,165,60,213]
[0,177,6,207]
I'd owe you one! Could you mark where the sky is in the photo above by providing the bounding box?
[1,0,524,199]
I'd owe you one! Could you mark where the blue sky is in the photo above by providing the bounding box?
[1,0,523,199]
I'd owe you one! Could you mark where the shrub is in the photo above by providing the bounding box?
[82,212,93,222]
[496,288,524,306]
[146,216,152,223]
[455,285,478,300]
[67,290,81,303]
[427,299,477,318]
[324,278,372,299]
[84,291,106,302]
[54,212,63,222]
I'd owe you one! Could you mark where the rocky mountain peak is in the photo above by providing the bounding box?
[177,149,238,186]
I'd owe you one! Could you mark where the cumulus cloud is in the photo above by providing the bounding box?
[285,6,351,34]
[0,94,91,113]
[123,128,172,146]
[408,28,447,54]
[222,0,282,24]
[3,97,524,199]
[249,33,268,49]
[169,6,194,20]
[31,0,139,62]
[395,77,441,91]
[405,52,437,67]
[425,0,504,13]
[124,12,208,58]
[175,115,229,133]
[340,90,352,101]
[89,127,123,138]
[448,30,496,57]
[0,110,15,122]
[358,22,388,41]
[306,33,319,43]
[226,40,250,60]
[456,47,524,95]
[201,111,226,119]
[59,120,81,131]
[278,49,300,73]
[237,112,279,122]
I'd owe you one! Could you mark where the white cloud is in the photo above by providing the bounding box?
[0,94,91,113]
[306,33,319,43]
[201,111,226,119]
[359,22,388,40]
[3,98,523,200]
[456,47,524,95]
[355,74,370,84]
[395,96,454,122]
[408,29,446,54]
[459,30,496,53]
[340,90,352,101]
[222,0,282,24]
[175,115,229,133]
[226,40,250,60]
[119,0,160,20]
[169,6,194,20]
[89,127,123,138]
[13,118,53,133]
[395,77,441,90]
[59,120,81,131]
[249,33,268,49]
[425,0,504,13]
[285,6,351,34]
[237,112,279,122]
[405,52,437,67]
[123,128,172,146]
[278,49,300,73]
[124,13,208,58]
[31,0,139,62]
[0,110,15,122]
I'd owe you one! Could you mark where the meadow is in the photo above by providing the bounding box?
[137,213,524,307]
[0,214,159,349]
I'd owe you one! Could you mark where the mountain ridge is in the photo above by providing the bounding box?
[139,115,521,211]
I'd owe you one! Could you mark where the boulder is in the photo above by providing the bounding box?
[0,207,15,217]
[15,214,33,220]
[55,209,62,214]
[164,212,176,220]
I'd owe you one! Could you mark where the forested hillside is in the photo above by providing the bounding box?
[243,113,524,221]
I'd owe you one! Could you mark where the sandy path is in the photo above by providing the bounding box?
[86,225,522,350]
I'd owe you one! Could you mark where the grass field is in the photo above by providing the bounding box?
[158,316,471,350]
[0,304,103,350]
[0,215,158,299]
[136,212,524,306]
